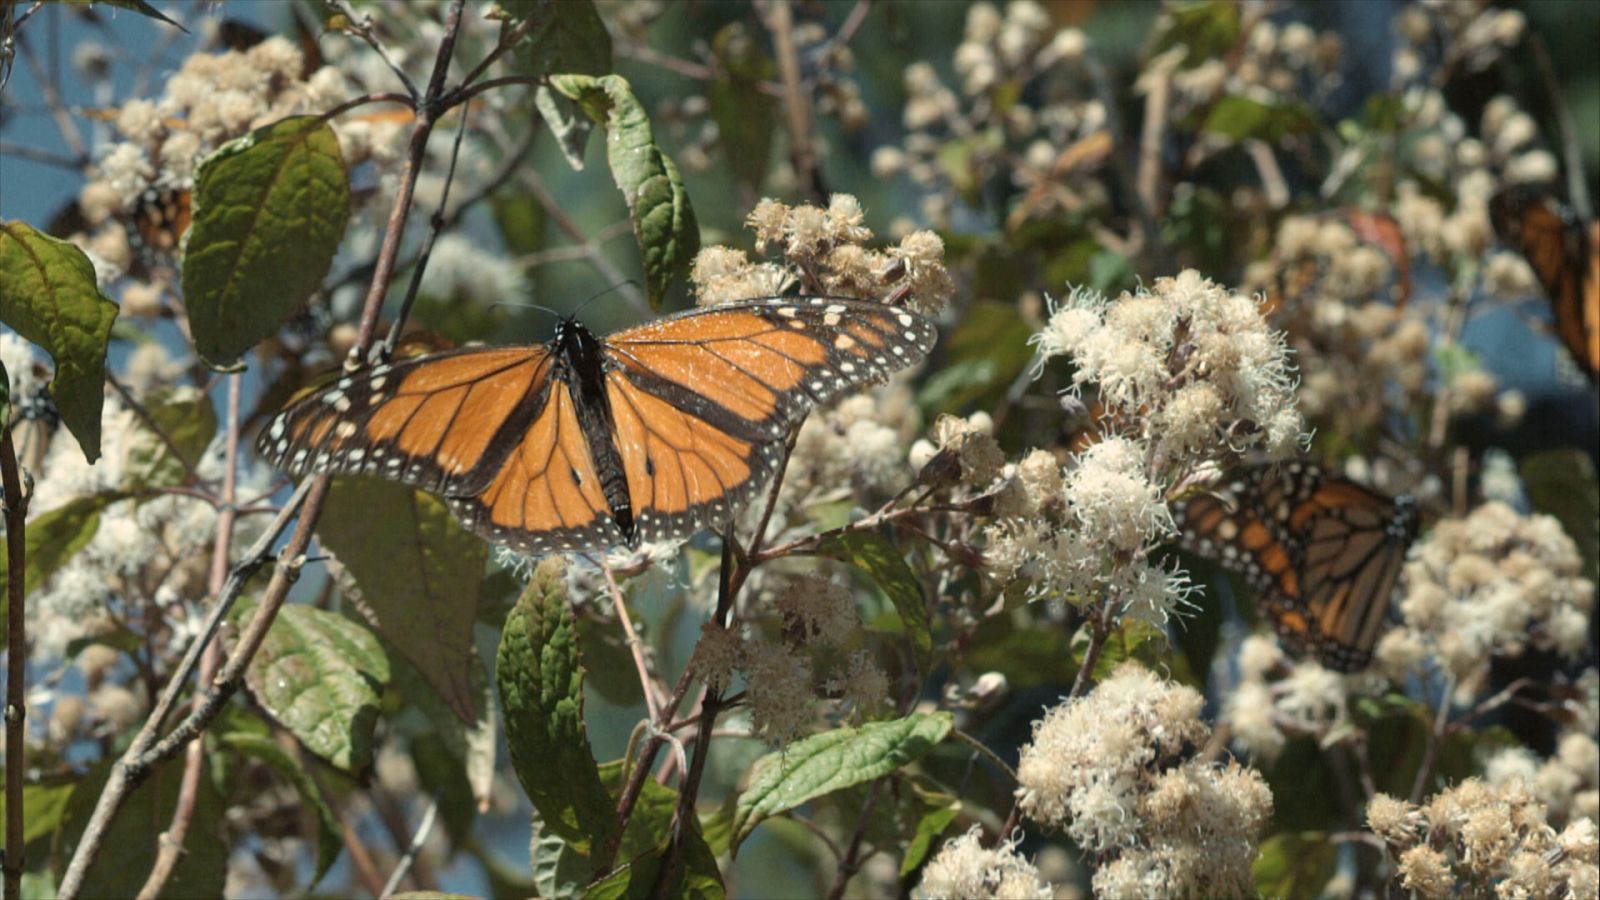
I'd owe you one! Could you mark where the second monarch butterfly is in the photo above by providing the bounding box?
[258,297,937,553]
[1173,462,1419,672]
[1489,186,1599,381]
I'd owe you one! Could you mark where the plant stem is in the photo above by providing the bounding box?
[2,427,33,900]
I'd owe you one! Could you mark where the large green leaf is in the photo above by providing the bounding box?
[320,477,486,721]
[731,712,954,854]
[233,600,389,771]
[1201,96,1320,142]
[182,116,350,368]
[0,221,119,462]
[390,648,497,814]
[1522,449,1599,583]
[816,531,931,664]
[55,760,227,899]
[707,24,775,191]
[122,386,217,488]
[549,74,700,309]
[496,558,618,854]
[0,492,123,644]
[1252,832,1337,898]
[503,0,612,167]
[218,731,342,883]
[534,760,723,899]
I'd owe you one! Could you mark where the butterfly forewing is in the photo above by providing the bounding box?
[1174,463,1417,672]
[256,347,554,496]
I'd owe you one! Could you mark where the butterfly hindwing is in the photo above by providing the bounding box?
[1490,187,1600,380]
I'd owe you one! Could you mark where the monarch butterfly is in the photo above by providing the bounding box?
[127,186,193,273]
[1174,462,1419,672]
[258,297,937,553]
[1489,186,1599,381]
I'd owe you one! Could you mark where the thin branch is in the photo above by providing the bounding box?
[952,729,1017,782]
[136,375,240,899]
[382,98,473,357]
[597,559,664,721]
[326,0,419,101]
[1409,674,1457,803]
[13,31,87,164]
[2,427,34,900]
[380,797,440,898]
[107,374,202,485]
[352,0,467,356]
[760,0,824,200]
[825,778,884,900]
[0,139,81,169]
[523,169,650,317]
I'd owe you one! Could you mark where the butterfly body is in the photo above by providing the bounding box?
[259,297,936,554]
[1175,462,1419,672]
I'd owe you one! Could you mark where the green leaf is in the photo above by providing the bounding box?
[390,648,498,813]
[0,779,75,848]
[503,0,612,167]
[916,299,1033,417]
[219,730,342,883]
[901,797,960,877]
[0,221,119,462]
[496,557,618,853]
[583,840,723,900]
[56,760,227,899]
[0,492,122,645]
[1150,1,1240,65]
[1252,832,1337,899]
[816,531,931,664]
[549,74,700,310]
[1201,96,1320,142]
[122,386,218,488]
[182,116,350,368]
[320,477,486,721]
[1069,617,1169,685]
[1522,449,1599,583]
[731,712,954,854]
[233,599,390,771]
[707,24,776,191]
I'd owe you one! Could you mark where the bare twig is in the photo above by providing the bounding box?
[0,139,80,168]
[2,427,34,900]
[825,778,884,900]
[760,0,823,200]
[136,375,240,899]
[598,559,664,721]
[1409,674,1457,803]
[13,31,87,164]
[380,797,440,898]
[523,170,650,316]
[326,0,420,100]
[382,98,474,358]
[106,374,202,486]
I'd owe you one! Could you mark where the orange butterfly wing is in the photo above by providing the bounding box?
[259,346,554,497]
[1175,463,1417,672]
[599,297,937,545]
[1490,187,1600,380]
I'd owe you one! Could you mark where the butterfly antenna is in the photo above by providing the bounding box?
[490,300,565,322]
[575,280,641,318]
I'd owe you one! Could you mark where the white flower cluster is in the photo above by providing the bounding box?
[1368,779,1597,900]
[1032,270,1304,469]
[986,271,1302,621]
[912,826,1051,900]
[694,194,953,316]
[871,1,1102,229]
[1377,501,1594,696]
[1015,662,1273,898]
[1221,635,1360,761]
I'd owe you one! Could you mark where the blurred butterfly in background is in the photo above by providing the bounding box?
[1489,186,1599,381]
[1174,462,1419,672]
[258,297,936,554]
